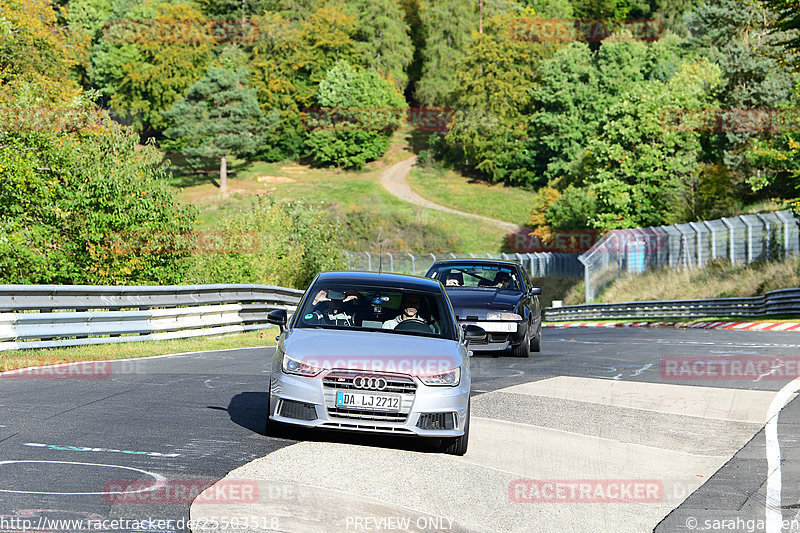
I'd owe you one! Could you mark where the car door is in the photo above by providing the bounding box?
[520,266,541,330]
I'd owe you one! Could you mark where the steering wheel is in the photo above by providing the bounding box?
[394,319,434,333]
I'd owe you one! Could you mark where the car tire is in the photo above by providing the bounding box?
[264,393,281,437]
[442,401,470,456]
[530,323,542,353]
[512,326,531,358]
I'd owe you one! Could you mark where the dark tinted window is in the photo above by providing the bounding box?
[428,264,522,291]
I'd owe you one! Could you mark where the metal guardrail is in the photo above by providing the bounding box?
[546,288,800,321]
[0,284,304,351]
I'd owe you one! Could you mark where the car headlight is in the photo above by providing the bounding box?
[282,354,323,377]
[486,312,522,321]
[420,367,460,386]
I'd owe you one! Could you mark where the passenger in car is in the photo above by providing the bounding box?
[443,272,462,286]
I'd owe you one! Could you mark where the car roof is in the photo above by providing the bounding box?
[428,259,522,269]
[315,271,443,292]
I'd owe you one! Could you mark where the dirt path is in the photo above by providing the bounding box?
[380,156,524,233]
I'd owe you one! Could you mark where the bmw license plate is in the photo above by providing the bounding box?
[336,391,401,412]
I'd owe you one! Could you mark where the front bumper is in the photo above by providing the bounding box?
[458,320,525,351]
[269,369,470,437]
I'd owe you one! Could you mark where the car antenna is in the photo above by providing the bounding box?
[378,244,383,273]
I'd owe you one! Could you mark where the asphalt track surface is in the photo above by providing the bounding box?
[1,327,800,532]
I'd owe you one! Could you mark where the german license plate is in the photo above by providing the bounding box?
[336,391,401,412]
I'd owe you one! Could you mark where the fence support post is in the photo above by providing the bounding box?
[408,253,415,275]
[776,211,793,260]
[578,254,591,302]
[387,252,394,272]
[689,222,703,268]
[365,251,372,271]
[703,221,716,260]
[721,217,735,265]
[757,214,772,261]
[739,215,754,264]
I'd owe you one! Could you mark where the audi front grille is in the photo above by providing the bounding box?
[322,371,417,393]
[322,370,416,423]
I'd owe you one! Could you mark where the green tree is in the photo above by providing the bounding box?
[415,0,478,106]
[164,66,269,190]
[305,60,405,168]
[347,0,413,94]
[441,12,554,185]
[0,111,196,284]
[686,0,795,185]
[0,0,87,102]
[580,59,723,229]
[760,0,800,65]
[89,0,213,136]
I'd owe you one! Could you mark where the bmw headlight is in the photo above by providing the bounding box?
[420,367,461,386]
[486,312,522,321]
[282,354,323,377]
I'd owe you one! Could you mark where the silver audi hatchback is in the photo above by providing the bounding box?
[265,271,483,455]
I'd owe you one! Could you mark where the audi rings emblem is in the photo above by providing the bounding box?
[353,376,388,390]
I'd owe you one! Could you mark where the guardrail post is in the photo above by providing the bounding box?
[739,215,754,264]
[387,252,394,272]
[721,217,735,265]
[365,251,372,271]
[408,253,415,275]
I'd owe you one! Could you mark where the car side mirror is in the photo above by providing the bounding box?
[529,287,542,296]
[463,324,486,343]
[267,309,288,331]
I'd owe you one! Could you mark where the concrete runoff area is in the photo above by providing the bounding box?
[191,377,774,532]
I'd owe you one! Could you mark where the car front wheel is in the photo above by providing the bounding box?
[530,323,542,353]
[512,325,531,358]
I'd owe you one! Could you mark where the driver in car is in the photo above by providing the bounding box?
[382,293,431,330]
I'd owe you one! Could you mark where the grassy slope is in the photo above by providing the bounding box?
[172,133,509,253]
[407,165,538,226]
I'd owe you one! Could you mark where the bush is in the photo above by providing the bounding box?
[334,205,460,253]
[0,108,196,285]
[305,61,406,168]
[185,196,344,289]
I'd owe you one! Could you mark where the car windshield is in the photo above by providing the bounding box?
[294,283,456,340]
[428,264,522,291]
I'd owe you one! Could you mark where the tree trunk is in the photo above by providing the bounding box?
[220,154,227,190]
